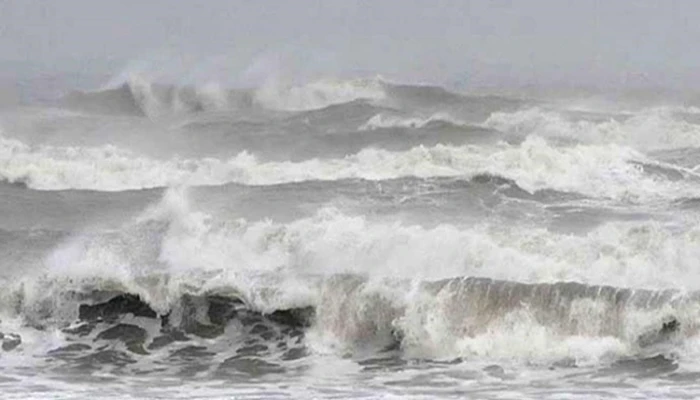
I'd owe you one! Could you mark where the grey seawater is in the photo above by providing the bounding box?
[2,77,700,399]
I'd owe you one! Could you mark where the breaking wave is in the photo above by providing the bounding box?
[62,75,254,118]
[358,112,468,131]
[3,190,700,367]
[10,73,700,382]
[484,107,700,150]
[1,277,695,369]
[58,74,530,120]
[60,75,389,117]
[317,275,695,363]
[2,134,698,202]
[253,77,387,111]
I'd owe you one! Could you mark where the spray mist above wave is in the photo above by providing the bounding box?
[484,106,700,150]
[13,188,700,317]
[60,74,390,118]
[252,77,387,111]
[59,73,526,119]
[5,190,700,364]
[62,75,254,118]
[2,133,698,201]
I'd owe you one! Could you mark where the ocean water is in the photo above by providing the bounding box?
[2,75,700,399]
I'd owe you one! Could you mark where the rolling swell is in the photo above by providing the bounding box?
[383,82,525,111]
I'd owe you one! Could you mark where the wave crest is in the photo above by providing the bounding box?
[316,275,694,362]
[253,77,386,111]
[62,75,253,118]
[2,134,697,201]
[358,112,468,131]
[484,107,700,150]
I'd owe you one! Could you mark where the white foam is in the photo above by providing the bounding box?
[2,134,698,201]
[253,77,386,111]
[18,190,700,315]
[6,189,700,362]
[358,112,468,131]
[484,107,700,150]
[399,299,631,364]
[311,275,695,364]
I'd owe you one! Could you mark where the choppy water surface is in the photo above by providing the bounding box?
[3,76,700,399]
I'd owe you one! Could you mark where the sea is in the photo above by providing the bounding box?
[2,73,700,399]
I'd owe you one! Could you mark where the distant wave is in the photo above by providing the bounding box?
[484,106,700,150]
[61,83,147,116]
[383,82,525,110]
[60,75,387,117]
[358,112,469,130]
[58,75,526,117]
[61,76,254,118]
[252,77,522,113]
[253,77,387,111]
[1,134,697,201]
[254,78,525,113]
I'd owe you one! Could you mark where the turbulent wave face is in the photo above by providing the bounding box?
[5,74,700,398]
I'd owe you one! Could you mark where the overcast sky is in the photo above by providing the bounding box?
[1,0,697,89]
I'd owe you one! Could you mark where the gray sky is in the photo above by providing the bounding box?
[1,0,698,89]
